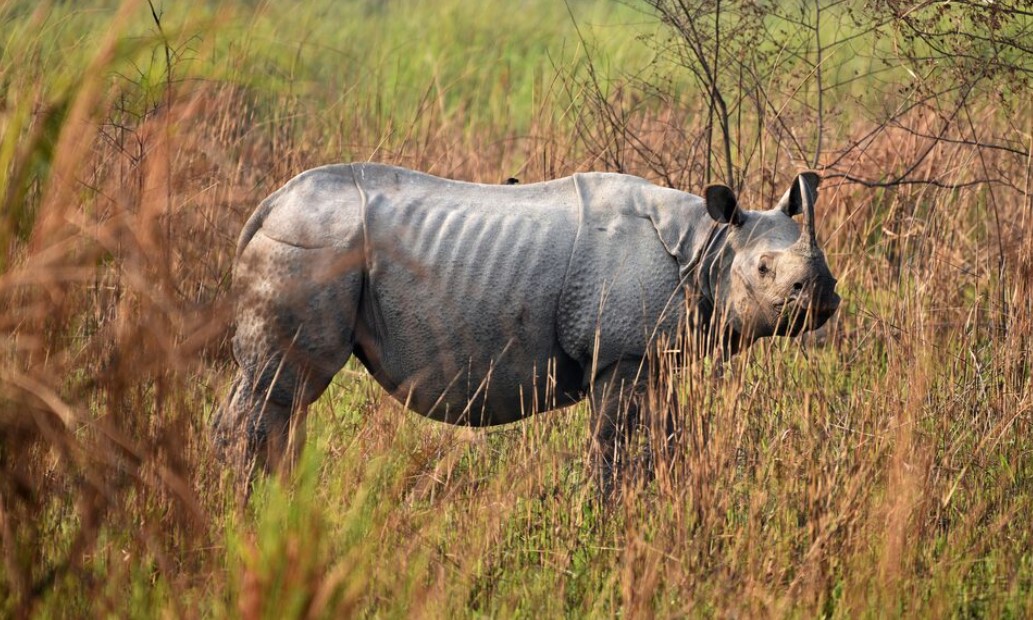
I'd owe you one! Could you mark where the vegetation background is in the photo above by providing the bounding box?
[1,0,1031,616]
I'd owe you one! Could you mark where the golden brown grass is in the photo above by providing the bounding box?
[1,1,1031,617]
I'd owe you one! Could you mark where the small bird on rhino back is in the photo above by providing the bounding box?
[211,163,840,491]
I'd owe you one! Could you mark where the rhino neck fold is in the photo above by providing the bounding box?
[691,223,727,327]
[677,223,727,347]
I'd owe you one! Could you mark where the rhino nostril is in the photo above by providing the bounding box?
[792,282,803,292]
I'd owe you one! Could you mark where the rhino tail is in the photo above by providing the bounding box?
[235,193,278,258]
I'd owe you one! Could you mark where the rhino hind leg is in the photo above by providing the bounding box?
[212,233,364,477]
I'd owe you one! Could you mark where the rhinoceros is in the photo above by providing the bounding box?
[211,163,840,484]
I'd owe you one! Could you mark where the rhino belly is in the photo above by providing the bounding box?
[355,178,584,426]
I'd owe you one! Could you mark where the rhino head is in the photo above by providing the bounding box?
[702,172,840,343]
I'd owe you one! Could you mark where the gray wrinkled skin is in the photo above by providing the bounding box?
[211,163,840,486]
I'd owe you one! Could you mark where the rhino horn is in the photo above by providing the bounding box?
[775,171,820,254]
[799,173,818,252]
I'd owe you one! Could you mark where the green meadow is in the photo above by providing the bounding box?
[2,0,1031,617]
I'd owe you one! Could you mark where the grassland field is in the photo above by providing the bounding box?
[1,0,1032,617]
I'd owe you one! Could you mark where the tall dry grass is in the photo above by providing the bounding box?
[1,0,1032,617]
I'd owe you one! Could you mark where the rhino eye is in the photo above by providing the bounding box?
[758,263,770,275]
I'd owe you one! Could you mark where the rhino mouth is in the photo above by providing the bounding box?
[772,305,809,336]
[773,295,840,336]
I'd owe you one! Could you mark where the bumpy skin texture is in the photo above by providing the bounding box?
[212,163,839,483]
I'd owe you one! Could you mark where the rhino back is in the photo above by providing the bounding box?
[355,164,583,425]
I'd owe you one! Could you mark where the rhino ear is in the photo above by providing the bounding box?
[775,171,821,217]
[705,185,743,226]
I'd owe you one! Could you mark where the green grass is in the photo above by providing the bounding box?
[2,0,1032,617]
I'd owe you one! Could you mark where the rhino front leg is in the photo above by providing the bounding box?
[589,359,647,497]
